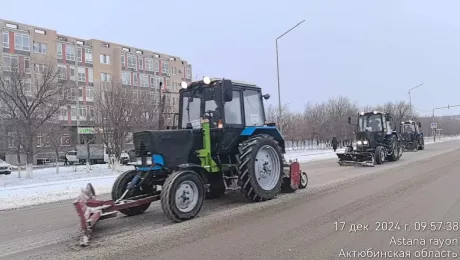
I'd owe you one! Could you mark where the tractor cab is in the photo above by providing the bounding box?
[178,77,270,130]
[348,111,394,150]
[400,120,421,134]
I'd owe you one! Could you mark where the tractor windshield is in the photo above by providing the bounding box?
[181,91,202,129]
[358,114,383,132]
[403,124,415,133]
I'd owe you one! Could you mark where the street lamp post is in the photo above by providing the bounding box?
[408,83,423,113]
[276,19,305,134]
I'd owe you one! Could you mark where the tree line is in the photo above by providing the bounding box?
[266,96,460,149]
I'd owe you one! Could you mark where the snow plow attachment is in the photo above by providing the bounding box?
[336,152,375,167]
[73,183,159,246]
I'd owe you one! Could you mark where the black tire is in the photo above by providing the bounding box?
[236,134,283,202]
[419,138,425,150]
[111,170,151,216]
[375,146,385,165]
[206,174,226,199]
[299,172,308,189]
[388,137,400,161]
[161,170,205,222]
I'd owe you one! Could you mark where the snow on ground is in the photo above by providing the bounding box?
[1,135,459,210]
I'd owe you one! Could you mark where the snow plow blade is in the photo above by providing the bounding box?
[73,183,159,246]
[336,152,374,167]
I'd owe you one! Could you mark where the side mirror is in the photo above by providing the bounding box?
[263,93,270,100]
[222,79,233,102]
[348,116,351,124]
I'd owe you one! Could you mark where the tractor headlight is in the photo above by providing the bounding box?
[203,76,211,84]
[357,140,363,145]
[363,140,369,145]
[146,156,153,165]
[136,157,142,165]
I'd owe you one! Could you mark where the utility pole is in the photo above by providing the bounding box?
[74,41,80,145]
[408,83,423,113]
[275,19,305,134]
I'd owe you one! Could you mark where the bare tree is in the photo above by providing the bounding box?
[46,123,69,174]
[92,78,141,171]
[0,56,69,178]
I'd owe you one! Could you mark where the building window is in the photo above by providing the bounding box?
[86,87,94,99]
[78,67,86,82]
[60,135,71,146]
[33,42,47,54]
[122,71,131,85]
[77,48,82,62]
[101,72,111,82]
[70,67,75,81]
[58,65,67,79]
[162,60,169,74]
[185,66,192,79]
[2,31,9,48]
[15,33,30,51]
[165,78,170,89]
[154,59,159,72]
[127,55,136,69]
[133,73,138,86]
[121,54,125,67]
[66,45,75,61]
[171,66,176,75]
[138,57,143,70]
[146,58,153,71]
[34,63,47,74]
[4,54,19,71]
[100,54,110,64]
[24,57,30,73]
[155,76,162,88]
[85,48,92,64]
[87,68,93,82]
[140,73,149,87]
[37,133,43,147]
[57,43,63,59]
[150,75,155,87]
[79,106,87,117]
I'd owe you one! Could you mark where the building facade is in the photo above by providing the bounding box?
[0,18,193,164]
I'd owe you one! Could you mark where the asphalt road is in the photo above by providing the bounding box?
[1,141,460,260]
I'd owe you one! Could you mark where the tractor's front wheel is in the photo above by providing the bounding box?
[237,134,283,201]
[419,138,425,150]
[375,146,385,165]
[299,172,308,189]
[161,170,205,222]
[111,170,152,216]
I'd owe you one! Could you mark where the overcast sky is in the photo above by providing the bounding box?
[2,0,460,116]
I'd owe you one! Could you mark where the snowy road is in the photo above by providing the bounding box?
[0,140,459,259]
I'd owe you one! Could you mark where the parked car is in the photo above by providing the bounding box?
[0,159,12,175]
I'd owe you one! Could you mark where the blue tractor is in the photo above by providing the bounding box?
[75,77,308,243]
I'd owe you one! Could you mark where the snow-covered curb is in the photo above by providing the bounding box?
[1,135,459,211]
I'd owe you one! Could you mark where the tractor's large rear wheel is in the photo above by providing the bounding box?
[111,170,152,216]
[237,134,283,202]
[161,170,205,222]
[388,137,400,161]
[419,138,425,150]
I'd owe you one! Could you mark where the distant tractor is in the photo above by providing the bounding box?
[74,77,308,246]
[400,120,425,151]
[336,111,403,166]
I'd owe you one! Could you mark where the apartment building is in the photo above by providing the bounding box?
[0,18,193,164]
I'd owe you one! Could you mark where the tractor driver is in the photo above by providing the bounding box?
[405,125,413,133]
[369,117,381,131]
